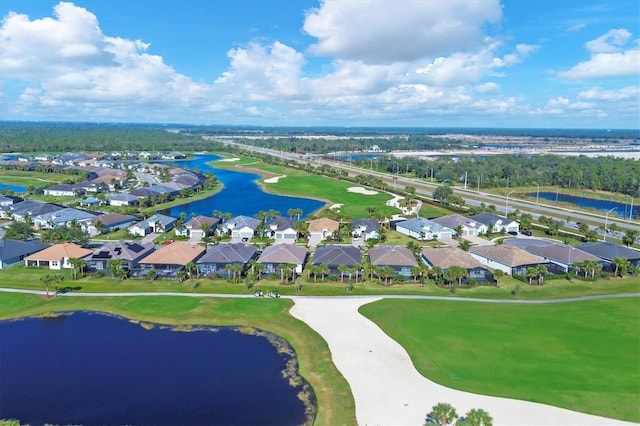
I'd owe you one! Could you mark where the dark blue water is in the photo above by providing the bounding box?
[163,155,325,218]
[0,182,26,193]
[0,312,308,426]
[530,192,637,219]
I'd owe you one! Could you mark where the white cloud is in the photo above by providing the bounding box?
[559,29,639,79]
[475,82,501,95]
[547,97,570,107]
[303,0,502,62]
[578,86,639,101]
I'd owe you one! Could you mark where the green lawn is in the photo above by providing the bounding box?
[360,298,640,422]
[0,292,356,426]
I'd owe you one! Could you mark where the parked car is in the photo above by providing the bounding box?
[507,231,518,236]
[521,230,533,236]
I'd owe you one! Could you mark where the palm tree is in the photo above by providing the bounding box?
[622,230,638,247]
[492,269,504,286]
[225,263,234,281]
[337,264,348,283]
[526,266,538,285]
[40,274,53,298]
[146,269,158,282]
[612,257,630,277]
[185,261,197,279]
[411,265,422,283]
[536,264,549,285]
[428,402,458,426]
[107,258,123,278]
[231,263,243,283]
[318,263,329,281]
[176,269,188,283]
[458,239,472,252]
[461,408,493,426]
[277,264,288,283]
[449,265,468,286]
[429,265,443,283]
[380,266,395,286]
[352,262,362,283]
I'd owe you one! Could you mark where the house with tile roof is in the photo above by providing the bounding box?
[351,219,381,240]
[395,217,454,240]
[312,245,363,277]
[138,242,205,277]
[219,215,261,240]
[86,241,155,273]
[196,243,258,277]
[257,244,308,276]
[83,213,138,236]
[576,241,640,269]
[308,217,340,244]
[24,243,93,269]
[0,239,50,269]
[369,245,419,278]
[469,245,547,276]
[264,217,298,243]
[421,247,494,284]
[32,208,97,229]
[520,242,603,274]
[175,215,220,240]
[128,214,177,237]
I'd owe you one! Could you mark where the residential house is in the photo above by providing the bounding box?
[469,213,519,234]
[138,242,205,277]
[196,243,258,277]
[79,197,101,207]
[369,245,419,278]
[32,208,97,229]
[257,244,308,276]
[312,244,362,277]
[83,213,137,236]
[219,215,261,240]
[128,214,177,237]
[351,219,381,240]
[431,214,487,237]
[5,201,64,222]
[469,245,546,276]
[0,194,17,207]
[24,243,93,269]
[175,215,220,240]
[308,217,340,242]
[421,247,494,284]
[0,239,50,269]
[576,242,640,270]
[106,193,140,207]
[86,241,155,273]
[519,242,603,274]
[395,217,454,240]
[264,217,298,243]
[42,183,85,197]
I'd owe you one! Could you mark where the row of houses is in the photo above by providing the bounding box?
[395,212,520,241]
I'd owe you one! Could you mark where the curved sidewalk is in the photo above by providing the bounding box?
[289,296,635,426]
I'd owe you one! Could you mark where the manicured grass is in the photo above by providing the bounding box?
[0,292,356,426]
[211,156,400,219]
[360,298,640,422]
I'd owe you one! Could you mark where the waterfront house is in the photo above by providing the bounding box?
[83,213,137,236]
[421,247,494,284]
[138,242,205,277]
[257,244,308,277]
[24,243,93,269]
[395,217,454,240]
[369,245,419,279]
[0,239,50,269]
[351,219,381,240]
[431,214,487,237]
[312,245,362,278]
[576,242,640,269]
[196,243,258,277]
[264,217,298,243]
[219,215,261,240]
[128,214,177,237]
[469,245,546,276]
[86,241,155,273]
[469,213,519,234]
[175,215,220,240]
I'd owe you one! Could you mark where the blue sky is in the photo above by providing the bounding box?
[1,0,638,128]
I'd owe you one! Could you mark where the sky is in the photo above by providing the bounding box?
[0,0,638,128]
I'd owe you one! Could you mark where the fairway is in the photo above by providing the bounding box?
[360,298,640,423]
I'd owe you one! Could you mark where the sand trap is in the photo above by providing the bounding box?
[290,297,632,426]
[217,157,240,162]
[329,204,343,210]
[348,186,378,195]
[264,175,286,183]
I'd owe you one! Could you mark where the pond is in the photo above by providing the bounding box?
[0,182,26,193]
[0,312,311,426]
[162,155,325,218]
[529,192,637,219]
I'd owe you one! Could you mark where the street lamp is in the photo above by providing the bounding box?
[533,182,540,205]
[627,195,634,221]
[505,190,515,216]
[604,207,617,242]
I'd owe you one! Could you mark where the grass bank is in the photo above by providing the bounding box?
[360,297,640,423]
[0,292,356,426]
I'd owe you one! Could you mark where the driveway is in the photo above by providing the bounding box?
[140,232,160,244]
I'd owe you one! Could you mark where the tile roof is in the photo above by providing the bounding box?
[470,245,545,266]
[421,247,485,269]
[197,243,258,264]
[469,213,514,227]
[313,245,362,267]
[0,239,50,261]
[308,217,340,232]
[139,242,205,266]
[431,214,483,231]
[25,243,93,261]
[524,243,601,264]
[576,242,640,261]
[258,244,308,264]
[267,217,298,231]
[369,246,418,267]
[87,241,155,262]
[89,213,137,227]
[185,215,220,229]
[351,219,381,232]
[396,217,451,233]
[223,215,261,230]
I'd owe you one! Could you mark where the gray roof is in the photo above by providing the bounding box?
[470,245,546,267]
[421,247,485,269]
[396,217,451,233]
[313,245,362,267]
[34,207,96,224]
[351,219,381,232]
[197,243,257,264]
[431,214,481,230]
[106,193,139,202]
[523,243,601,265]
[504,238,554,249]
[87,242,155,262]
[468,213,512,227]
[89,213,137,227]
[224,215,261,231]
[267,217,298,231]
[369,246,418,267]
[576,242,640,262]
[0,239,50,261]
[9,200,64,217]
[258,244,308,264]
[142,214,177,228]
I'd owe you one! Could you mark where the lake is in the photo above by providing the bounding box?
[162,155,325,218]
[0,312,311,425]
[530,192,637,219]
[0,182,26,193]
